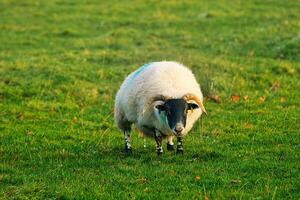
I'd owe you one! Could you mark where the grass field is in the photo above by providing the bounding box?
[1,0,300,199]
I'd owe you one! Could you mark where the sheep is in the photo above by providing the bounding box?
[114,61,207,155]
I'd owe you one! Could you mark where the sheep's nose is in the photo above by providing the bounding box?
[174,124,184,134]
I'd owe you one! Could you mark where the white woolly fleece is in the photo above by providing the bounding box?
[114,61,204,137]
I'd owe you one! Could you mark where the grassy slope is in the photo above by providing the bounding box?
[0,0,299,199]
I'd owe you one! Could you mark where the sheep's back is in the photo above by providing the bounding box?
[134,61,202,98]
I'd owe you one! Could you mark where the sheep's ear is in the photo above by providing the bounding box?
[182,93,207,115]
[188,103,199,110]
[187,101,207,115]
[199,101,207,115]
[155,104,165,112]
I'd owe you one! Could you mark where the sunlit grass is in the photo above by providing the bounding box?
[0,0,299,199]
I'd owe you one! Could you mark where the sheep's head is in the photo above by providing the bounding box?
[152,94,207,136]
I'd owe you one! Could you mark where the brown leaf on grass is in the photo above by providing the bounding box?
[82,49,90,56]
[258,96,266,103]
[97,69,104,79]
[207,95,221,103]
[243,123,253,129]
[280,97,286,103]
[5,188,14,197]
[90,88,98,98]
[17,112,24,121]
[204,196,209,200]
[137,177,148,184]
[59,149,72,159]
[270,81,280,91]
[71,117,78,124]
[243,95,249,101]
[231,94,240,103]
[247,50,255,58]
[165,170,176,175]
[195,176,201,181]
[230,179,241,184]
[103,94,110,101]
[26,131,33,136]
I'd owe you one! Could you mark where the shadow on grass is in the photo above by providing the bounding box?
[95,145,224,165]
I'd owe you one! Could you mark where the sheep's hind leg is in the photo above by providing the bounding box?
[154,130,163,155]
[167,136,174,151]
[124,130,132,154]
[176,137,184,154]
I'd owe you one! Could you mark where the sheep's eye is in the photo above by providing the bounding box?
[184,108,188,115]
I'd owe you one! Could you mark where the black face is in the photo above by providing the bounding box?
[155,98,199,132]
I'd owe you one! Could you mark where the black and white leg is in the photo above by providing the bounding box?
[176,137,184,154]
[124,131,132,154]
[154,130,163,155]
[167,136,174,151]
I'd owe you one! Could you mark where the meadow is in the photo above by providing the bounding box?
[0,0,300,199]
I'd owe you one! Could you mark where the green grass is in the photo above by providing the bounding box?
[1,0,300,199]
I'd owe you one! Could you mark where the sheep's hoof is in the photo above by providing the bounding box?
[157,151,163,156]
[176,148,184,154]
[167,143,174,151]
[124,147,132,155]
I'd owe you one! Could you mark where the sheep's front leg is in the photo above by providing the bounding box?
[167,136,174,151]
[176,137,184,154]
[154,130,163,155]
[124,131,132,154]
